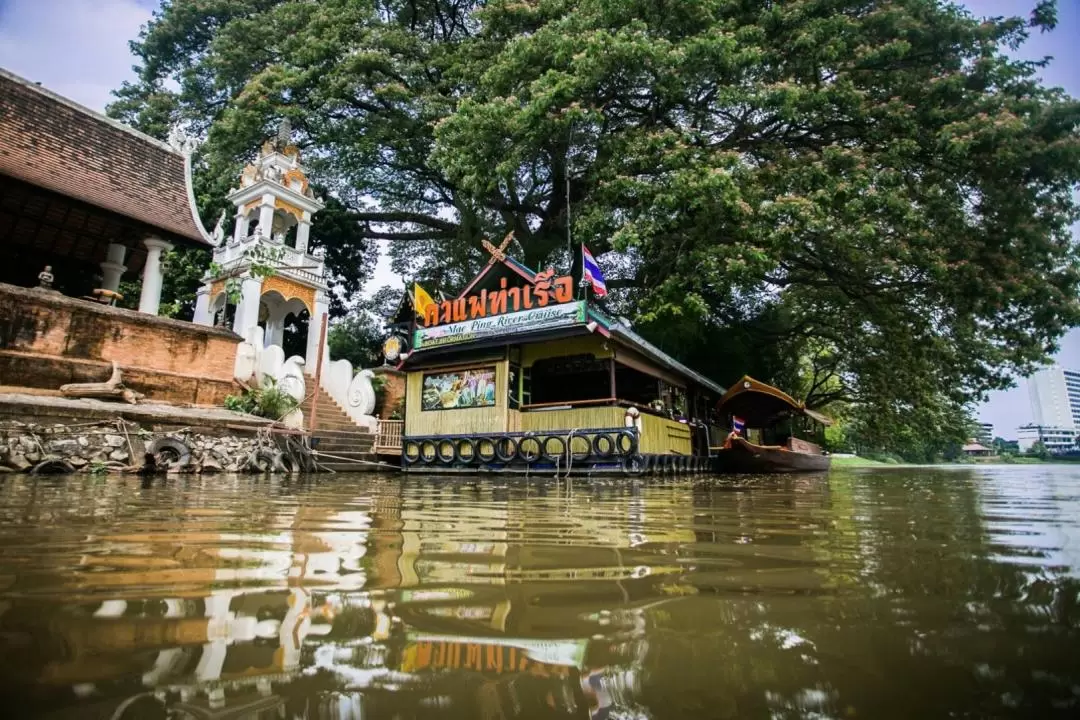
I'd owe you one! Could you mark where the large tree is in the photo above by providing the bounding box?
[110,0,1080,440]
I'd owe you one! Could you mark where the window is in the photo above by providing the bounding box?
[421,367,497,411]
[528,354,610,405]
[508,364,520,410]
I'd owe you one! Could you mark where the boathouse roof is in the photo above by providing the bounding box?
[589,307,727,396]
[0,68,210,246]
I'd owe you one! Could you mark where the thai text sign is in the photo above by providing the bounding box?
[414,301,586,350]
[422,269,574,327]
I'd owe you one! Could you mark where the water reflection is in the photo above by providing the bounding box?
[0,469,1077,718]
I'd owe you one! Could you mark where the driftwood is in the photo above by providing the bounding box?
[59,361,144,404]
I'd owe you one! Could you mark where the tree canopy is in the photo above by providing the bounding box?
[109,0,1080,457]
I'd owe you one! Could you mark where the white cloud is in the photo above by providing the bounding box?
[0,0,153,111]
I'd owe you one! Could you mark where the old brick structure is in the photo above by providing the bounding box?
[0,284,239,404]
[0,68,242,405]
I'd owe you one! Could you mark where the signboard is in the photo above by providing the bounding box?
[421,367,497,410]
[414,301,586,350]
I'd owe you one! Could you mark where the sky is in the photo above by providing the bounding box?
[0,0,1077,438]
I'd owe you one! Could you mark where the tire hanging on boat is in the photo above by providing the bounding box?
[592,433,616,458]
[624,454,645,476]
[419,439,438,464]
[476,437,497,463]
[518,436,542,463]
[403,440,422,465]
[541,435,566,462]
[436,439,456,465]
[569,434,591,462]
[455,437,477,464]
[614,430,638,456]
[493,436,517,463]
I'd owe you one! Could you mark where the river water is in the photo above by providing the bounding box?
[0,465,1078,719]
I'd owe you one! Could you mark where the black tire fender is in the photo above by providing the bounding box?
[419,440,438,464]
[148,437,191,468]
[476,437,497,463]
[455,437,477,464]
[403,439,422,465]
[624,454,645,476]
[518,435,542,463]
[30,459,76,475]
[247,448,279,473]
[614,430,638,456]
[436,439,456,465]
[493,436,517,463]
[541,435,566,462]
[592,433,616,458]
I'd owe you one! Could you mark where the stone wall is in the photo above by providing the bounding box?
[0,418,307,474]
[0,282,242,405]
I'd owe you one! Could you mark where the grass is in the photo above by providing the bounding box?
[830,455,891,467]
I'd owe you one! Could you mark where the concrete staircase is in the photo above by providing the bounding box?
[299,387,382,472]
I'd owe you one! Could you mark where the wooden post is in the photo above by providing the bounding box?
[309,313,329,432]
[609,358,617,402]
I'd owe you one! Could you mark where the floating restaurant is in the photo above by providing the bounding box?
[384,237,728,475]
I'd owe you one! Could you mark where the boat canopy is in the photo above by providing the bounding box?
[717,375,834,427]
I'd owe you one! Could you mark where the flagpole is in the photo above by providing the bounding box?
[566,124,573,275]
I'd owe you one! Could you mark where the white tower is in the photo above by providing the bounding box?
[193,122,328,374]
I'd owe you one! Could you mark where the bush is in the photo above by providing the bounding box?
[223,378,299,420]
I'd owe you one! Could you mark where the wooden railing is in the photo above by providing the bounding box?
[375,419,404,455]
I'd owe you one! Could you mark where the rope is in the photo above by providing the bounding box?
[554,428,580,480]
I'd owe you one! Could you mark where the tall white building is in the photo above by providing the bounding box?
[1063,369,1080,426]
[1027,366,1077,429]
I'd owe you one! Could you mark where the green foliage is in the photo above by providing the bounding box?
[223,392,256,414]
[327,313,385,370]
[224,378,299,420]
[118,246,211,320]
[1028,440,1051,461]
[111,0,1080,433]
[370,373,388,408]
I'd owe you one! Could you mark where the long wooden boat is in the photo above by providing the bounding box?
[711,376,832,474]
[713,436,831,473]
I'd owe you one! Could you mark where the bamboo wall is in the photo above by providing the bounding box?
[404,359,509,437]
[638,415,693,455]
[518,406,625,433]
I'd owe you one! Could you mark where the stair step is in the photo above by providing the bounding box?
[314,442,376,453]
[298,386,373,434]
[314,450,376,459]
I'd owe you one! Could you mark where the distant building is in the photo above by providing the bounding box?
[976,422,993,444]
[1017,424,1078,455]
[1065,369,1080,425]
[962,442,991,457]
[1028,366,1077,429]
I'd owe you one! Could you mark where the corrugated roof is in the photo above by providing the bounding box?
[0,68,209,246]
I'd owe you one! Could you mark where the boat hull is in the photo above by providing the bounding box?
[712,437,831,474]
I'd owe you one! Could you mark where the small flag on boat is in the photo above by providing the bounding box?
[733,416,746,433]
[581,244,608,297]
[413,283,437,319]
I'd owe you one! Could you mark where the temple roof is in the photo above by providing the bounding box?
[0,68,209,246]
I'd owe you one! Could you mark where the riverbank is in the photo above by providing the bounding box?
[0,392,313,474]
[830,455,890,467]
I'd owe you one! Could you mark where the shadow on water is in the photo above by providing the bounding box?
[0,466,1077,718]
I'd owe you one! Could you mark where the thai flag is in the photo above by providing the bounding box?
[733,416,746,433]
[582,244,608,297]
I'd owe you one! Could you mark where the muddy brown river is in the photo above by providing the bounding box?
[0,466,1077,718]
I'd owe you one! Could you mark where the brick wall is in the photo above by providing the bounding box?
[0,283,241,405]
[372,367,406,419]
